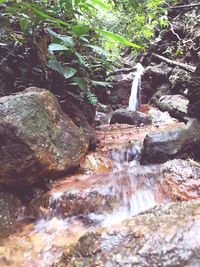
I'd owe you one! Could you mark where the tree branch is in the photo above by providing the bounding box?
[152,53,195,72]
[170,3,200,10]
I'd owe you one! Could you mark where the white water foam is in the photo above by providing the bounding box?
[128,63,144,111]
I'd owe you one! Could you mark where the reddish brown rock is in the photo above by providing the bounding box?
[0,87,89,188]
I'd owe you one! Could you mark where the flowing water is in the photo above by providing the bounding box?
[128,62,144,111]
[0,144,174,267]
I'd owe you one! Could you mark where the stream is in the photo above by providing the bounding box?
[0,65,199,266]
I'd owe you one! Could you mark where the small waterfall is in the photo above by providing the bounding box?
[128,63,144,111]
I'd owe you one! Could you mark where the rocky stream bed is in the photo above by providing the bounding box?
[0,96,200,266]
[0,3,200,265]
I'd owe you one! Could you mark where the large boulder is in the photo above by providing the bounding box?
[142,119,200,163]
[0,87,89,188]
[110,109,151,125]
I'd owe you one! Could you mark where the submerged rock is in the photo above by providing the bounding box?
[142,119,200,163]
[110,109,151,125]
[0,87,89,188]
[62,199,200,267]
[27,159,200,220]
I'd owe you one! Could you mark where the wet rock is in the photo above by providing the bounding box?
[60,100,96,149]
[0,192,23,237]
[105,72,135,106]
[0,87,89,188]
[63,199,200,267]
[152,94,189,120]
[81,153,113,173]
[142,119,200,163]
[110,109,151,125]
[94,103,113,126]
[27,172,120,219]
[169,66,191,94]
[150,82,172,104]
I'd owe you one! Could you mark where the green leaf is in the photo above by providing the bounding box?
[75,52,88,67]
[71,25,90,36]
[47,60,77,79]
[84,44,109,57]
[62,66,77,79]
[87,91,98,105]
[0,0,6,3]
[46,28,75,47]
[90,0,110,10]
[91,80,111,87]
[20,18,30,32]
[25,4,69,27]
[72,77,87,91]
[48,43,69,52]
[96,29,142,49]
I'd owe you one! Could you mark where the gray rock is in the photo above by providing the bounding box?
[152,94,189,120]
[110,109,151,125]
[169,66,191,95]
[141,119,200,163]
[0,87,89,188]
[60,199,200,267]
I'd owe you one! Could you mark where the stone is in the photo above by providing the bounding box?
[142,118,200,163]
[169,66,191,94]
[143,62,173,87]
[152,94,189,120]
[188,99,200,119]
[0,192,23,237]
[0,87,89,188]
[62,199,200,267]
[150,83,171,104]
[110,109,151,125]
[60,100,96,149]
[105,72,135,106]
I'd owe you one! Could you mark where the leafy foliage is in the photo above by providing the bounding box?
[0,0,141,105]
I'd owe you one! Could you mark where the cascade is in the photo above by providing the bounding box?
[128,62,144,111]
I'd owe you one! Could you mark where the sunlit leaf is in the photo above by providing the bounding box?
[84,44,109,56]
[96,29,142,48]
[71,25,90,36]
[90,0,110,10]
